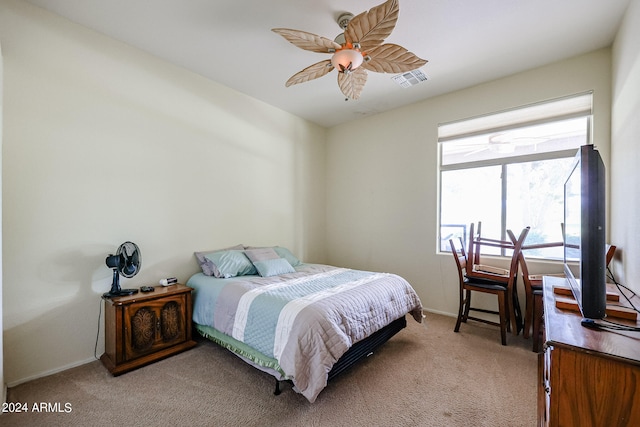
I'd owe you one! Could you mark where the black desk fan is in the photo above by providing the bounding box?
[103,241,141,298]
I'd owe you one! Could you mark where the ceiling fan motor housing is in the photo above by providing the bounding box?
[337,12,354,30]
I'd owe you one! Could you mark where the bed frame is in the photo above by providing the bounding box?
[273,315,407,395]
[194,315,408,396]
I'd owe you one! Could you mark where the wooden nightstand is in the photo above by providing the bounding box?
[101,284,197,375]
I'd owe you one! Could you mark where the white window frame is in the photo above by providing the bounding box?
[437,92,593,257]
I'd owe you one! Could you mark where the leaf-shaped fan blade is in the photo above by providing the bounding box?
[272,28,341,53]
[345,0,399,52]
[285,60,334,87]
[362,44,428,73]
[337,67,368,100]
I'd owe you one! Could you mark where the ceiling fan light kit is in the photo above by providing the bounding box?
[331,48,364,73]
[272,0,427,100]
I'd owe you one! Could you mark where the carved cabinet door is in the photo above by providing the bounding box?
[123,294,187,360]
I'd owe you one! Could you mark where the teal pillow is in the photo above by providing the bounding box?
[273,247,302,267]
[253,258,296,277]
[204,250,257,278]
[194,244,244,276]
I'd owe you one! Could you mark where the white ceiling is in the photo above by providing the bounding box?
[25,0,631,128]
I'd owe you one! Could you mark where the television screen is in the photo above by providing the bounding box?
[563,144,606,320]
[564,164,581,263]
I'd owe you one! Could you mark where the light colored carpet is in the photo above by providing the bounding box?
[3,313,538,426]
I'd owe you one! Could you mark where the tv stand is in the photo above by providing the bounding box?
[539,276,640,426]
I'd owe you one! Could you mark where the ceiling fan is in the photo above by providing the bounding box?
[272,0,427,100]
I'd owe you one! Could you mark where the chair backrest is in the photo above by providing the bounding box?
[466,226,531,290]
[472,221,482,265]
[449,237,467,273]
[517,245,537,293]
[467,221,517,273]
[606,244,617,267]
[518,240,564,281]
[506,227,531,279]
[466,222,478,276]
[518,241,614,291]
[468,222,498,266]
[449,238,468,287]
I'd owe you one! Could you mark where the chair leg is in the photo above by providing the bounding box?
[507,288,520,336]
[497,292,507,346]
[513,285,523,334]
[524,293,533,339]
[463,289,471,322]
[504,291,511,333]
[454,289,466,333]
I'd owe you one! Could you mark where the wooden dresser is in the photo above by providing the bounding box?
[101,284,197,375]
[539,276,640,426]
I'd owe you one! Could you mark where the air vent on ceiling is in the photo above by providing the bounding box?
[391,69,428,88]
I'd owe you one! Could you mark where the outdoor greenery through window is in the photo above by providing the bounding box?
[438,92,593,260]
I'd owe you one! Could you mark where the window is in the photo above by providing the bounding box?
[438,92,593,259]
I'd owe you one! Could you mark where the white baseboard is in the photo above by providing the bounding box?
[6,357,98,388]
[423,308,457,318]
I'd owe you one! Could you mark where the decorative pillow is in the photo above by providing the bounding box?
[195,244,244,276]
[273,246,302,267]
[204,250,257,278]
[244,247,280,263]
[253,258,296,277]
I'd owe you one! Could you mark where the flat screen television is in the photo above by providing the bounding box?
[563,144,606,320]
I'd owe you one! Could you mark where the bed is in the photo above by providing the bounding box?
[187,246,423,403]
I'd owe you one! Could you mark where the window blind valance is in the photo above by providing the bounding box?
[438,92,593,142]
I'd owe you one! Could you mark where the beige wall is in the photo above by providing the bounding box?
[326,49,613,317]
[3,0,637,389]
[611,0,640,294]
[1,36,5,401]
[0,0,326,386]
